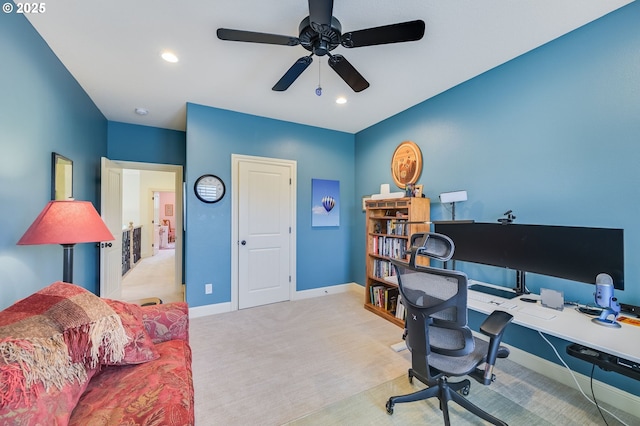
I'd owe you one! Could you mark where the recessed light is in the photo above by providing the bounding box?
[135,108,149,116]
[336,97,347,104]
[161,51,178,63]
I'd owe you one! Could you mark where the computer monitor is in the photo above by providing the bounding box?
[434,222,624,290]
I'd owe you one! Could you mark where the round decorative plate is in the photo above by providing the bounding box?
[391,141,422,188]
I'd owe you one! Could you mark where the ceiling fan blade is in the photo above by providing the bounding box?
[328,54,369,92]
[341,20,425,48]
[308,0,334,33]
[272,56,314,91]
[217,28,300,46]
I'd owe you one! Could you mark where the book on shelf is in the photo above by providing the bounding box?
[370,285,385,308]
[386,287,399,313]
[373,259,398,279]
[370,286,400,315]
[395,294,406,320]
[374,237,407,259]
[386,219,408,236]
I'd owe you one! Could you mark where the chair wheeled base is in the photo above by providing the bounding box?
[386,369,507,426]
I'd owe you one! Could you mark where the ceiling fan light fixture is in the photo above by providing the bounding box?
[161,51,179,63]
[335,96,347,104]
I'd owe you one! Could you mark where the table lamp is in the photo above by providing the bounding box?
[17,199,115,283]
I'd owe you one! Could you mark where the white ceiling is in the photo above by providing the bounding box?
[26,0,633,134]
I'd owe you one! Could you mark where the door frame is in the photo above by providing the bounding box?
[231,154,297,311]
[102,159,184,292]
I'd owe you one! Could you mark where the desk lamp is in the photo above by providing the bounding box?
[17,199,115,283]
[439,191,467,221]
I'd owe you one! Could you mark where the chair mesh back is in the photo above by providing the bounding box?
[398,271,460,322]
[393,259,473,362]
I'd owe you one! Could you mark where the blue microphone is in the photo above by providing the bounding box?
[592,273,621,328]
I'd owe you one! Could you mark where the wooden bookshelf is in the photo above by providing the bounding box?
[364,197,430,327]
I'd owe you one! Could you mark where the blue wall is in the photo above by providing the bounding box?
[354,2,640,307]
[0,12,107,308]
[107,121,186,168]
[185,104,355,307]
[3,0,639,396]
[353,2,640,395]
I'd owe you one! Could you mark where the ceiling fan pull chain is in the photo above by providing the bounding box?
[316,59,322,96]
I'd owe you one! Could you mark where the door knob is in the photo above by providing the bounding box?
[241,240,247,246]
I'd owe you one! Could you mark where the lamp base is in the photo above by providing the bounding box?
[62,243,75,283]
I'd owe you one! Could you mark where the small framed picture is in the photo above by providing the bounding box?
[165,204,174,216]
[414,184,423,198]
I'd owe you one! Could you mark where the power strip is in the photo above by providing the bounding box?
[620,303,640,317]
[566,343,640,381]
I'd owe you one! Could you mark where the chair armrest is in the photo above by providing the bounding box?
[475,310,513,385]
[141,302,189,344]
[480,310,513,363]
[480,310,513,339]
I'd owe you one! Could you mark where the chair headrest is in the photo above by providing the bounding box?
[410,232,455,262]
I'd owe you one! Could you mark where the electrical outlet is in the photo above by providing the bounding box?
[205,283,213,294]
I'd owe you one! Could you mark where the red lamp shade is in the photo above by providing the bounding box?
[17,200,115,283]
[18,200,114,246]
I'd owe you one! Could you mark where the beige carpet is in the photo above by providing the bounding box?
[190,291,639,426]
[121,248,182,303]
[287,373,550,425]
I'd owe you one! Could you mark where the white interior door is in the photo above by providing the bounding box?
[237,157,295,309]
[100,157,123,299]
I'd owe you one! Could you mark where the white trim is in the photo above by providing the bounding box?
[106,159,184,290]
[230,154,297,312]
[189,283,364,318]
[293,282,363,300]
[189,301,232,318]
[473,332,640,419]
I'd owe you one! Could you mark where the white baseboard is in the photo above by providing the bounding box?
[189,301,232,318]
[473,331,640,419]
[293,282,364,300]
[188,283,364,318]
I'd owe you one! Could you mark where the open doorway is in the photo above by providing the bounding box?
[120,174,180,303]
[156,191,176,252]
[100,158,183,303]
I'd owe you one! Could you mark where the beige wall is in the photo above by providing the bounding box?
[122,169,175,258]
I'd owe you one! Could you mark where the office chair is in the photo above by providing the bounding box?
[386,232,514,426]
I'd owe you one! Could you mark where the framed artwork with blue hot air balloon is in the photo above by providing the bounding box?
[311,179,340,227]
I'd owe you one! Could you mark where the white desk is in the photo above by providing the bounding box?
[467,281,640,365]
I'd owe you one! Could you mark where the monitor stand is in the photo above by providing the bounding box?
[468,269,528,300]
[515,270,529,295]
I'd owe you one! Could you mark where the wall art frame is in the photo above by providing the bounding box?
[51,152,73,200]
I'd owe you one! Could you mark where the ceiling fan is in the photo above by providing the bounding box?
[216,0,425,92]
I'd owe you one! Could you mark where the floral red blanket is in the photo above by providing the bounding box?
[0,282,128,406]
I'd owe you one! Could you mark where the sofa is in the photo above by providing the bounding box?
[0,282,194,425]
